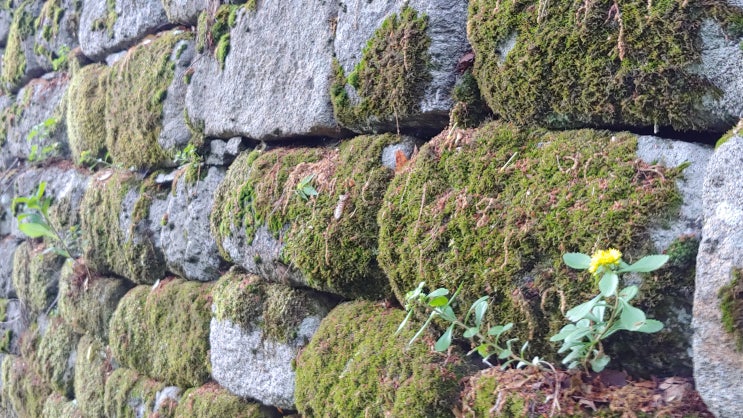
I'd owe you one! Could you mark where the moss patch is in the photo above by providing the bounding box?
[174,382,278,418]
[377,123,682,358]
[90,0,116,35]
[468,0,743,131]
[74,335,113,418]
[42,392,82,418]
[12,241,65,315]
[212,268,330,343]
[103,367,168,418]
[108,278,212,388]
[33,317,80,398]
[212,134,401,299]
[719,268,743,351]
[295,301,474,417]
[331,6,431,130]
[1,0,36,90]
[1,354,52,418]
[59,263,132,341]
[79,170,166,284]
[66,63,108,165]
[450,70,491,128]
[104,30,193,170]
[196,5,239,68]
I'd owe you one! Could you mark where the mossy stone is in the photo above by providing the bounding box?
[34,317,80,398]
[66,63,108,165]
[103,367,169,418]
[79,170,166,285]
[468,0,743,131]
[450,70,491,129]
[104,30,193,170]
[378,123,682,359]
[295,301,474,417]
[174,382,278,418]
[74,335,111,418]
[331,6,431,131]
[108,278,212,388]
[42,392,83,418]
[1,354,52,418]
[719,268,743,351]
[12,241,65,315]
[59,262,132,341]
[1,0,36,90]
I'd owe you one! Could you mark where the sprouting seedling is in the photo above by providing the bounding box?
[295,173,319,201]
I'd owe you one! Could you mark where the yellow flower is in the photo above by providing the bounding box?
[588,248,622,274]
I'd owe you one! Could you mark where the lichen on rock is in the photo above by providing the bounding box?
[295,301,474,417]
[108,278,212,388]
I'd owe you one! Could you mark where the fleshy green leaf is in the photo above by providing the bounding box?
[590,353,611,372]
[435,325,454,351]
[428,296,448,307]
[636,319,664,333]
[618,255,669,273]
[428,288,449,298]
[598,272,618,297]
[619,302,647,331]
[488,322,513,336]
[474,299,488,327]
[566,295,601,322]
[18,222,56,239]
[618,285,638,302]
[463,327,479,339]
[563,252,591,270]
[439,306,456,322]
[396,310,413,335]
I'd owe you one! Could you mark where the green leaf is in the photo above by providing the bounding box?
[396,310,413,335]
[598,272,618,297]
[488,322,513,336]
[618,285,638,302]
[18,222,57,240]
[618,255,669,273]
[636,319,664,333]
[590,353,611,372]
[463,327,479,339]
[439,306,456,322]
[618,302,647,331]
[435,325,454,351]
[474,298,488,327]
[405,282,426,301]
[476,344,489,357]
[498,348,511,360]
[549,323,576,342]
[428,296,448,307]
[428,288,449,298]
[565,295,601,322]
[563,252,591,270]
[37,182,47,199]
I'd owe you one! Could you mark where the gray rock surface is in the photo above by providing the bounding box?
[206,137,244,166]
[157,37,195,154]
[161,0,204,25]
[0,237,20,298]
[78,0,169,61]
[32,0,82,71]
[2,72,69,164]
[152,166,226,281]
[335,0,469,130]
[693,135,743,418]
[1,0,45,92]
[381,135,417,170]
[186,2,342,140]
[0,5,14,47]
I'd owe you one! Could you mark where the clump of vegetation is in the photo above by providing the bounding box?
[90,0,116,35]
[331,6,431,131]
[450,70,491,128]
[174,382,278,418]
[42,393,82,418]
[720,268,743,351]
[196,5,241,68]
[12,241,65,315]
[108,279,213,388]
[103,368,169,418]
[67,63,108,165]
[1,0,37,90]
[295,301,474,417]
[467,0,743,131]
[33,317,80,398]
[1,354,52,418]
[74,335,113,418]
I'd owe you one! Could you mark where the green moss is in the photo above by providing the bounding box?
[295,301,474,417]
[103,368,167,418]
[378,123,682,358]
[79,171,166,284]
[74,335,112,418]
[42,392,82,418]
[58,263,132,341]
[331,6,431,130]
[212,268,329,343]
[174,382,278,418]
[35,0,64,42]
[91,0,116,35]
[196,5,238,66]
[719,268,743,351]
[450,70,491,128]
[468,0,743,131]
[212,134,401,299]
[0,299,8,322]
[66,64,108,164]
[1,354,52,418]
[12,241,65,315]
[108,279,212,388]
[104,30,193,170]
[0,330,11,353]
[1,0,37,90]
[34,317,80,398]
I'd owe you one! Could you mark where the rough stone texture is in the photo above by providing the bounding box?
[2,72,69,165]
[637,136,713,251]
[0,237,20,298]
[334,0,469,132]
[158,37,195,154]
[0,5,14,47]
[380,135,417,170]
[210,317,321,410]
[206,137,244,166]
[694,135,743,417]
[161,0,204,25]
[1,0,45,93]
[78,0,169,61]
[150,166,226,281]
[186,2,343,140]
[0,297,27,355]
[33,0,82,71]
[689,20,743,131]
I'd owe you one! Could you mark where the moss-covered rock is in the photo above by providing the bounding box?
[66,63,108,165]
[211,134,404,299]
[108,278,212,388]
[103,30,192,170]
[80,170,166,285]
[1,354,52,418]
[331,6,431,132]
[174,382,278,418]
[103,367,174,418]
[74,335,113,418]
[1,0,40,92]
[42,392,83,418]
[295,301,474,417]
[467,0,743,131]
[378,123,682,359]
[12,241,65,315]
[719,268,743,351]
[195,5,240,69]
[450,70,491,129]
[59,262,132,341]
[33,317,80,398]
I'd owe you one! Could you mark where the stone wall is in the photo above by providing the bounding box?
[0,0,741,417]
